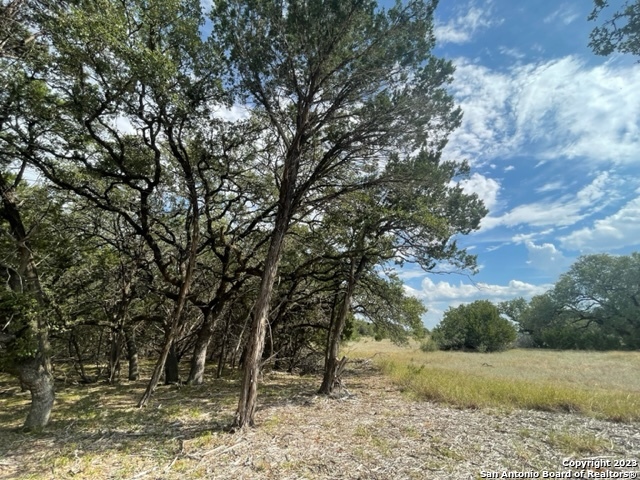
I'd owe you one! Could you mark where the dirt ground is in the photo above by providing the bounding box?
[1,359,639,479]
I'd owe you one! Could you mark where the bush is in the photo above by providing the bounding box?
[420,337,439,352]
[431,300,516,352]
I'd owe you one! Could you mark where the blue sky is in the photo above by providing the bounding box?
[390,0,640,327]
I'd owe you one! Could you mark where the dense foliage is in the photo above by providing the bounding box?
[0,0,484,428]
[431,300,517,352]
[501,253,640,350]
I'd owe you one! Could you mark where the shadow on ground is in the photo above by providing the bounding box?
[0,361,357,479]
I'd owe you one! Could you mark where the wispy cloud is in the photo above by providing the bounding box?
[544,4,580,25]
[481,172,620,230]
[535,181,565,193]
[498,46,525,60]
[435,2,501,45]
[446,56,640,167]
[560,196,640,251]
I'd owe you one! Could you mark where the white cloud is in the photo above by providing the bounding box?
[481,172,620,230]
[435,3,501,45]
[544,4,580,25]
[559,196,640,251]
[395,267,427,281]
[498,46,525,60]
[523,240,569,274]
[404,277,551,328]
[415,277,550,302]
[504,165,515,172]
[458,173,500,211]
[214,104,250,122]
[535,181,564,193]
[446,56,640,167]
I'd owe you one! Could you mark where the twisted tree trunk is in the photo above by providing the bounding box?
[1,171,55,429]
[18,356,54,430]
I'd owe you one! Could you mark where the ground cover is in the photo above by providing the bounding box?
[346,339,640,422]
[0,344,638,479]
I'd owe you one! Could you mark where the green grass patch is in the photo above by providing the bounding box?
[548,430,611,454]
[348,339,640,422]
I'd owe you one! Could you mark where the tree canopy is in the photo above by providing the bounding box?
[0,0,485,429]
[432,300,517,352]
[506,253,640,350]
[589,0,640,57]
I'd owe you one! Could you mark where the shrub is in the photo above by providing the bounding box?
[431,300,516,352]
[420,337,439,352]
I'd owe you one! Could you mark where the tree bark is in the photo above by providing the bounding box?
[187,297,230,385]
[108,330,122,384]
[124,325,139,381]
[187,319,212,385]
[138,324,177,407]
[319,256,367,394]
[18,356,55,430]
[319,289,353,394]
[0,171,55,429]
[233,205,291,428]
[164,341,180,384]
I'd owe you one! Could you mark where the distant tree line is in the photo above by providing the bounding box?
[425,253,640,354]
[501,253,640,351]
[0,0,485,430]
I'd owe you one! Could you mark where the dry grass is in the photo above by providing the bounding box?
[1,355,638,480]
[0,367,318,479]
[345,339,640,422]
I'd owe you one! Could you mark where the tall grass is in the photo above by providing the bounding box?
[346,339,640,422]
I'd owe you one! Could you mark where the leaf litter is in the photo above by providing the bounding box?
[0,359,638,479]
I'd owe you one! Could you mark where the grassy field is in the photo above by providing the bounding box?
[1,344,639,478]
[345,338,640,422]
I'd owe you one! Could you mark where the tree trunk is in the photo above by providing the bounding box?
[138,324,177,407]
[164,341,180,384]
[319,289,353,394]
[70,330,92,383]
[18,356,55,430]
[108,330,122,384]
[234,205,291,428]
[187,268,234,384]
[319,256,367,394]
[216,310,232,378]
[124,326,139,381]
[187,300,228,385]
[216,335,226,378]
[0,172,55,429]
[137,190,199,406]
[187,322,211,385]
